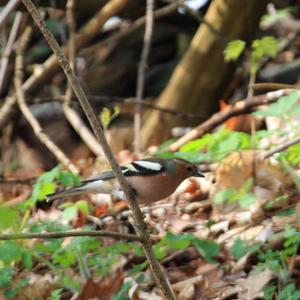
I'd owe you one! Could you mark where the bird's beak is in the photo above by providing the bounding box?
[193,168,205,177]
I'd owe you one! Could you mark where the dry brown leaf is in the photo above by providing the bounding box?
[236,268,274,299]
[74,270,124,300]
[213,150,293,216]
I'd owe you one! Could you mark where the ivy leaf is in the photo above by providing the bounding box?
[214,188,237,204]
[75,200,90,215]
[0,267,14,288]
[62,206,78,221]
[231,239,249,260]
[0,242,22,264]
[251,36,279,60]
[192,239,220,263]
[239,193,256,208]
[164,233,192,250]
[224,40,246,62]
[0,206,19,230]
[22,250,33,270]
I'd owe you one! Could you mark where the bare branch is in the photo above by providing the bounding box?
[134,0,155,155]
[0,0,20,28]
[0,11,22,93]
[0,230,140,242]
[169,89,293,152]
[14,27,79,174]
[263,136,300,159]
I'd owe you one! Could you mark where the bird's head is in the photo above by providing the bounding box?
[172,158,205,179]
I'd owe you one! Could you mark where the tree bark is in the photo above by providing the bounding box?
[141,0,268,148]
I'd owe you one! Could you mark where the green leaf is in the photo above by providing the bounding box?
[262,8,292,26]
[62,206,78,221]
[38,182,56,199]
[224,40,246,61]
[0,267,14,288]
[254,90,300,117]
[57,275,81,292]
[276,208,295,217]
[231,239,249,260]
[214,188,237,204]
[75,200,90,215]
[0,242,22,264]
[112,281,132,300]
[128,261,148,275]
[192,239,220,263]
[263,284,276,300]
[239,193,256,208]
[22,250,33,270]
[58,171,81,187]
[53,249,77,267]
[153,245,168,260]
[100,106,120,129]
[241,178,253,194]
[251,36,279,60]
[0,206,19,230]
[164,233,192,250]
[47,289,63,300]
[277,283,300,300]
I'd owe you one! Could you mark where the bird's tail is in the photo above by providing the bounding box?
[46,186,84,202]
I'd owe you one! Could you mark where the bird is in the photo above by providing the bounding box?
[46,158,204,204]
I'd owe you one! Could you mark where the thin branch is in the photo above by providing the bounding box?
[32,95,205,119]
[251,82,300,90]
[80,1,180,57]
[0,11,22,94]
[134,0,155,155]
[0,230,140,242]
[263,136,300,159]
[65,0,76,106]
[14,27,79,174]
[20,1,176,298]
[0,0,20,28]
[63,0,104,157]
[169,89,293,152]
[63,104,104,157]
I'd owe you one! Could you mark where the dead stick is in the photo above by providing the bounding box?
[169,89,293,152]
[0,230,140,241]
[14,27,79,174]
[63,0,103,157]
[263,136,300,159]
[251,82,300,90]
[0,0,20,28]
[134,0,155,155]
[0,11,22,93]
[21,1,176,298]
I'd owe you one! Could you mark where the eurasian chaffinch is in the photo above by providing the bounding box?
[46,158,204,204]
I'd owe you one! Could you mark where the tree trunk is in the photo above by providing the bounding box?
[141,0,268,148]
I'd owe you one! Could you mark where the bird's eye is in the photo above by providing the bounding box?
[187,167,193,172]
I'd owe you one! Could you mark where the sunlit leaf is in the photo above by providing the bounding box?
[224,39,246,61]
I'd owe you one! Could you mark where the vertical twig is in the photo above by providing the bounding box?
[14,27,79,174]
[247,72,257,183]
[63,0,104,157]
[0,0,20,28]
[0,11,22,93]
[20,1,176,298]
[134,0,155,155]
[65,0,76,105]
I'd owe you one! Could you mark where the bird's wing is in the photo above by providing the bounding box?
[80,170,116,184]
[121,159,165,176]
[81,159,165,184]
